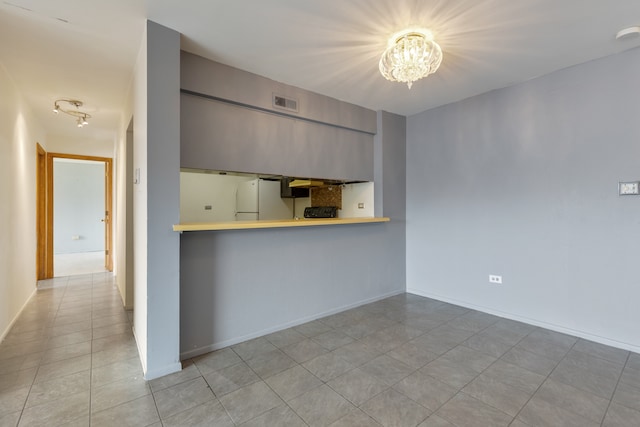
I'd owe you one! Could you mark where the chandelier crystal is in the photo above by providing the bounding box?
[379,29,443,89]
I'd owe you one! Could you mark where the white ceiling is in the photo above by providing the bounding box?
[2,0,640,143]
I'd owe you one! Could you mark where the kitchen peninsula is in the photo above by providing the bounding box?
[178,51,405,360]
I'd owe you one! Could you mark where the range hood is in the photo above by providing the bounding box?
[287,179,324,188]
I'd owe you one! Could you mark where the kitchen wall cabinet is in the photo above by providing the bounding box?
[180,51,375,182]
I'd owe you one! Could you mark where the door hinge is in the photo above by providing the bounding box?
[105,250,109,255]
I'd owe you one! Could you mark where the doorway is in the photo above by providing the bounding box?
[37,151,113,278]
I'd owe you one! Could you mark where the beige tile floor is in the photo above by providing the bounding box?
[1,273,639,426]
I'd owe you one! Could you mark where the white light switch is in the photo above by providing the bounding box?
[619,181,639,195]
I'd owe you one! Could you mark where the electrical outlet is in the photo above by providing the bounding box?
[489,275,502,284]
[358,202,365,209]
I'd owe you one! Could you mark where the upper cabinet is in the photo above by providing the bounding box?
[180,51,376,182]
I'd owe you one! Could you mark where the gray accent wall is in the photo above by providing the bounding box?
[133,21,181,379]
[406,47,640,351]
[180,52,375,182]
[180,111,406,357]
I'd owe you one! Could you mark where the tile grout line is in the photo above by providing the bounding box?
[599,351,632,427]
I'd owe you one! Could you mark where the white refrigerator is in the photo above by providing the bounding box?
[235,179,293,220]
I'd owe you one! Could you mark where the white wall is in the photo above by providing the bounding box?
[180,172,253,222]
[340,182,374,218]
[53,160,105,254]
[406,47,640,352]
[132,20,181,380]
[46,134,114,158]
[0,63,46,341]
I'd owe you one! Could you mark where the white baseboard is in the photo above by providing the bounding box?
[0,286,37,344]
[407,287,640,354]
[180,288,405,360]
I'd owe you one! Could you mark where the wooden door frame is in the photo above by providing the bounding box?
[45,152,114,278]
[36,144,47,280]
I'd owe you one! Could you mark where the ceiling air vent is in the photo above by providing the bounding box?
[273,94,298,113]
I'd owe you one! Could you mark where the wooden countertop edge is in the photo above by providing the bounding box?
[173,217,390,232]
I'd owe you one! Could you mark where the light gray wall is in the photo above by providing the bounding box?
[53,160,104,254]
[132,20,181,379]
[180,111,407,357]
[406,47,640,352]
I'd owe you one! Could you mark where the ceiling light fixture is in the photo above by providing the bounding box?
[52,99,91,128]
[379,29,443,89]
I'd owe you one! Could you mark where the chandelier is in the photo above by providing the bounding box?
[379,29,443,89]
[53,99,91,128]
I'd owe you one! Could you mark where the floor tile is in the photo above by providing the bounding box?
[288,384,355,427]
[203,361,260,397]
[192,347,242,375]
[612,377,640,412]
[91,357,144,388]
[239,404,306,427]
[420,357,478,390]
[0,411,21,427]
[440,345,496,373]
[572,339,629,365]
[534,378,609,423]
[25,371,90,409]
[602,402,640,427]
[303,353,354,382]
[449,311,500,330]
[0,368,37,394]
[388,341,438,370]
[516,395,599,427]
[91,375,150,414]
[153,376,215,420]
[516,329,576,361]
[232,337,277,361]
[361,388,430,427]
[499,346,558,376]
[0,387,29,418]
[329,409,382,426]
[312,330,354,351]
[360,355,414,386]
[436,393,512,427]
[219,381,283,425]
[417,414,457,427]
[147,359,199,392]
[549,353,620,399]
[481,360,545,394]
[331,340,381,367]
[293,320,333,338]
[4,282,640,427]
[393,371,458,412]
[463,333,513,358]
[282,339,329,363]
[265,365,322,401]
[328,367,389,406]
[18,390,89,427]
[461,374,531,416]
[162,399,234,427]
[90,395,160,427]
[33,354,91,384]
[40,341,91,365]
[264,328,306,348]
[244,348,297,379]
